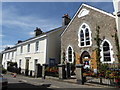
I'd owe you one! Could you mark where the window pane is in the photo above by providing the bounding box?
[80,30,84,37]
[68,47,73,62]
[82,25,86,28]
[36,41,39,51]
[86,37,90,40]
[81,42,84,46]
[103,52,110,56]
[19,60,22,68]
[28,44,30,52]
[104,56,111,61]
[21,46,23,53]
[86,41,90,45]
[103,46,110,51]
[85,28,89,33]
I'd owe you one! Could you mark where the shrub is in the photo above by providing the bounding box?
[7,66,20,74]
[2,68,7,74]
[45,66,58,77]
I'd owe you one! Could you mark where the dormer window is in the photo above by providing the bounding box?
[78,23,92,47]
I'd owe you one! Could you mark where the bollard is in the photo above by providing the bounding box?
[58,64,66,79]
[42,64,48,79]
[76,64,84,85]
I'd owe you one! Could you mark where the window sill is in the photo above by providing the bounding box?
[79,45,92,48]
[101,61,113,64]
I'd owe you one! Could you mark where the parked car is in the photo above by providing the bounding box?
[0,74,8,90]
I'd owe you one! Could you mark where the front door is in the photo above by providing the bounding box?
[80,51,91,69]
[25,59,29,76]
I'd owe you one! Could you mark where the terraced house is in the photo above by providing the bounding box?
[2,14,70,76]
[15,26,66,76]
[2,46,17,69]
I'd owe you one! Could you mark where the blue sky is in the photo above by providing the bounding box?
[1,2,114,51]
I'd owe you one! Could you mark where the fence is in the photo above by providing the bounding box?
[83,63,120,87]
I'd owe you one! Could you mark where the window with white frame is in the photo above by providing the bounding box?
[100,39,114,63]
[35,41,39,52]
[12,52,14,58]
[103,41,111,61]
[67,46,73,63]
[20,46,23,53]
[5,53,6,59]
[8,53,10,59]
[78,23,92,47]
[27,44,30,52]
[19,59,22,68]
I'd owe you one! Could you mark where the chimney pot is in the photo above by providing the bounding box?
[62,13,71,26]
[18,40,22,44]
[34,27,43,37]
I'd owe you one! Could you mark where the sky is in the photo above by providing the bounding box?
[1,2,114,51]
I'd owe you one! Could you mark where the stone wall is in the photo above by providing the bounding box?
[61,5,118,66]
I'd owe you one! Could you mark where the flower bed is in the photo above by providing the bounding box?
[45,66,59,77]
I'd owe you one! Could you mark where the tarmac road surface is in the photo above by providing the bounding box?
[3,74,118,90]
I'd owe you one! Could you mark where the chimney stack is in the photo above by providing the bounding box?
[18,40,22,44]
[34,27,43,37]
[62,14,71,26]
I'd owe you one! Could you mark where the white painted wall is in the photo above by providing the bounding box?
[47,28,65,65]
[2,50,16,69]
[16,38,47,71]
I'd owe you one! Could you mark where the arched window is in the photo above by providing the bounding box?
[103,41,111,61]
[78,23,92,47]
[67,46,73,63]
[100,39,115,63]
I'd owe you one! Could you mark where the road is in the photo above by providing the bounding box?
[3,74,118,90]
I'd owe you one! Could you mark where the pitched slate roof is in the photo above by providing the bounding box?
[16,26,66,46]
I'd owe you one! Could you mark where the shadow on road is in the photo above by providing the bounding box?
[8,82,53,90]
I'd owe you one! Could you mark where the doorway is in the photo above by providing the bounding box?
[25,59,29,76]
[80,51,91,69]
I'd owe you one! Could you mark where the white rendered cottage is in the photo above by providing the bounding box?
[2,47,17,69]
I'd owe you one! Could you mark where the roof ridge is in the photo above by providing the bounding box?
[82,3,115,18]
[61,3,115,37]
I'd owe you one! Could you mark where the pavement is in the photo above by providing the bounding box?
[45,75,117,88]
[4,72,119,89]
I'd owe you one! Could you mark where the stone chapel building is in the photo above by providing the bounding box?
[61,4,119,71]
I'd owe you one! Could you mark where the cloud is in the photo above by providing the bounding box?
[2,5,60,33]
[0,44,15,52]
[28,31,34,37]
[0,34,4,37]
